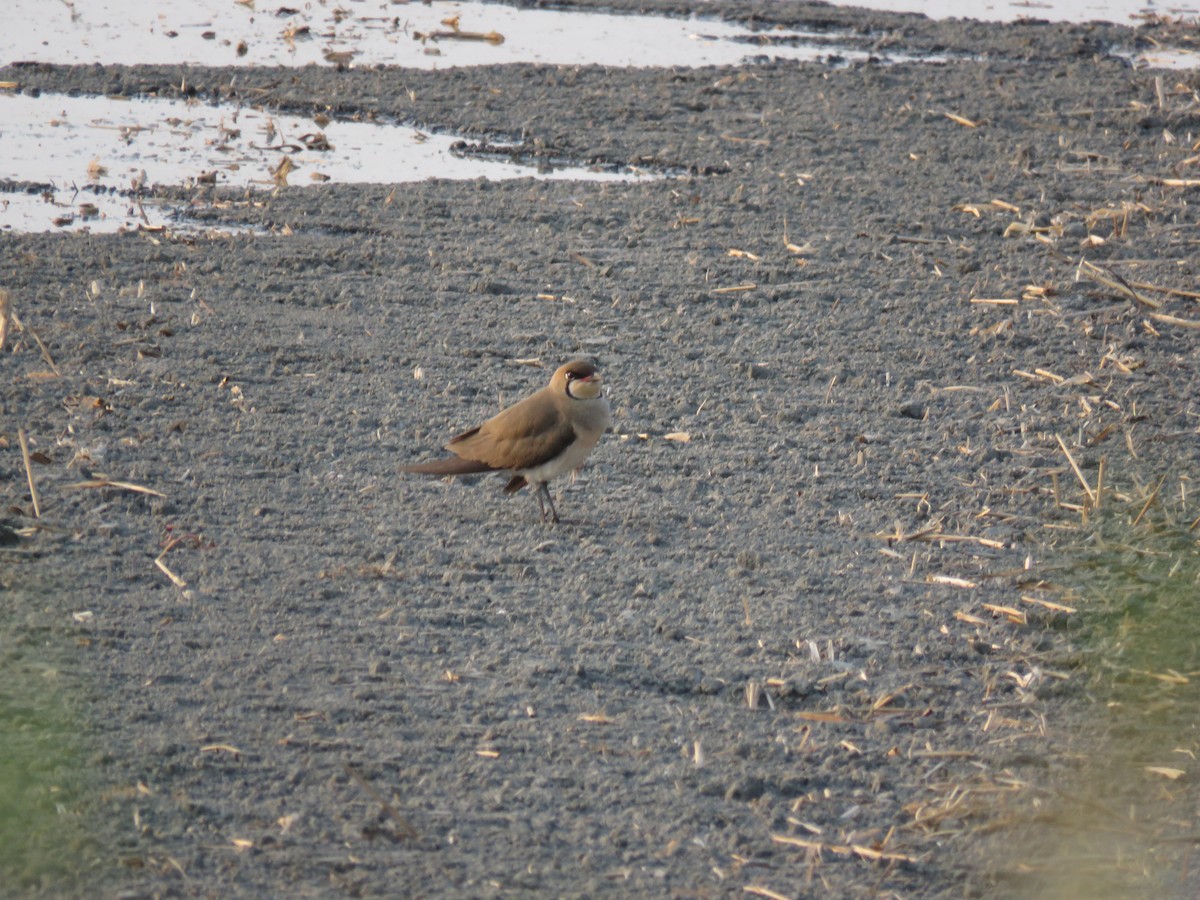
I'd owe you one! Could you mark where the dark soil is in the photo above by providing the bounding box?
[3,2,1199,897]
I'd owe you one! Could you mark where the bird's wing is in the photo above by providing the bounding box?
[447,390,575,471]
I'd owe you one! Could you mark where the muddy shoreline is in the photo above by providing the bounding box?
[3,2,1199,897]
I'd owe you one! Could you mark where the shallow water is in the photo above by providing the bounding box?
[3,0,892,70]
[2,0,1193,234]
[0,92,661,234]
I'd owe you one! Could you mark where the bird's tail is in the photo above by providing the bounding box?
[402,457,497,476]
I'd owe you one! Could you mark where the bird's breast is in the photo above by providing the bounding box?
[516,397,610,484]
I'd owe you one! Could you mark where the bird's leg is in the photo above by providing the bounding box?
[538,482,560,524]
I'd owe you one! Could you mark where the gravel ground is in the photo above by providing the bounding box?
[2,2,1199,897]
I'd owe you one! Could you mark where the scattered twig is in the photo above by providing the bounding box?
[771,833,917,864]
[16,314,62,374]
[744,885,793,900]
[66,479,166,498]
[1076,260,1162,309]
[1131,474,1168,527]
[414,28,504,44]
[200,743,244,756]
[155,536,188,588]
[942,111,979,128]
[0,288,10,352]
[1055,434,1096,508]
[17,428,41,518]
[1149,312,1200,330]
[1121,279,1200,301]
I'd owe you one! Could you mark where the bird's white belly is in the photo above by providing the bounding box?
[516,397,609,484]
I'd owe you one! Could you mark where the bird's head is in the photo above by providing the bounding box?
[558,359,604,400]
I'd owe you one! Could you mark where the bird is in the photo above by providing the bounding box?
[402,359,611,523]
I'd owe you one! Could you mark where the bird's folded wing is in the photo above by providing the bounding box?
[447,393,576,471]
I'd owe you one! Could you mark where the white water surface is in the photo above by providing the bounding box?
[3,0,890,70]
[0,92,658,233]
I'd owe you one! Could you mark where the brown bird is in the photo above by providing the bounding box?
[402,359,611,523]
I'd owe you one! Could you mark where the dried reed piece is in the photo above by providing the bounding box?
[929,574,977,589]
[880,521,1004,549]
[414,27,504,44]
[1131,474,1168,527]
[155,557,186,588]
[1020,595,1077,614]
[1119,278,1200,301]
[1149,312,1200,330]
[67,479,166,498]
[744,885,792,900]
[745,681,762,709]
[1055,435,1096,508]
[17,428,41,518]
[1076,260,1162,309]
[200,743,244,756]
[771,833,916,863]
[942,111,979,128]
[156,535,188,588]
[16,316,61,375]
[0,288,10,352]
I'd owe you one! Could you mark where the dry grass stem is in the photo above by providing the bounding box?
[880,522,1004,548]
[746,681,762,709]
[1076,260,1162,309]
[20,317,61,375]
[1149,312,1200,330]
[771,833,916,864]
[200,744,243,755]
[1131,475,1167,527]
[155,557,187,588]
[942,111,979,128]
[1020,595,1077,614]
[414,27,504,44]
[67,479,167,498]
[929,574,977,589]
[154,535,189,587]
[0,288,10,351]
[744,885,793,900]
[1145,766,1185,780]
[17,428,41,518]
[1122,279,1200,301]
[578,712,613,724]
[1055,435,1096,508]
